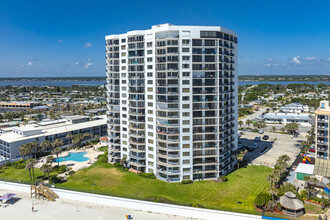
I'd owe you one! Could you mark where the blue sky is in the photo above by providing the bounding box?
[0,0,330,77]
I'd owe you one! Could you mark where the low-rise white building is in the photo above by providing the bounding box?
[263,112,312,125]
[279,102,309,113]
[0,115,107,160]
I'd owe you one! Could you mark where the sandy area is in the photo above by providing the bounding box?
[35,147,103,172]
[0,189,199,220]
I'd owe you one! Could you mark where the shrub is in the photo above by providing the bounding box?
[3,162,11,167]
[220,175,228,182]
[58,165,67,174]
[97,154,108,163]
[139,173,156,179]
[49,176,61,184]
[181,180,193,184]
[114,163,121,167]
[11,159,26,169]
[98,146,107,152]
[255,192,272,208]
[300,190,308,199]
[190,203,204,208]
[68,170,75,175]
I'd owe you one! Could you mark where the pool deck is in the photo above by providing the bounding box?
[35,147,104,172]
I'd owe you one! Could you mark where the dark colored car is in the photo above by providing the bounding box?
[262,135,269,140]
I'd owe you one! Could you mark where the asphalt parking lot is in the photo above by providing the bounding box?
[239,130,302,167]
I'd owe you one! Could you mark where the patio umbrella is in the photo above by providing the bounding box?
[0,193,16,202]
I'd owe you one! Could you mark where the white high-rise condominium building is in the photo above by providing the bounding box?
[106,24,238,182]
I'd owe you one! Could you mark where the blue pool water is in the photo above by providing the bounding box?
[54,152,89,163]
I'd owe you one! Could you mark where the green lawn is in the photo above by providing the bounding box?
[0,166,57,183]
[58,162,271,214]
[0,160,272,214]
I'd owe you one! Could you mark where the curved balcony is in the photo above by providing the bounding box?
[129,153,146,160]
[129,146,146,153]
[128,161,146,167]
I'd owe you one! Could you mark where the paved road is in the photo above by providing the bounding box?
[240,108,267,123]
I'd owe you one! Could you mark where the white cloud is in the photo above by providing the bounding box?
[291,56,302,65]
[304,56,317,61]
[84,42,92,48]
[327,58,330,61]
[85,62,93,69]
[264,63,272,67]
[74,61,79,65]
[58,39,63,43]
[27,61,34,66]
[266,58,273,62]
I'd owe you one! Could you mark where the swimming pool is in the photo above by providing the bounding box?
[53,152,89,163]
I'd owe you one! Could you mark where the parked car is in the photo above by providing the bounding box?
[238,143,243,149]
[247,146,255,152]
[254,136,261,142]
[309,146,315,152]
[253,143,258,148]
[262,135,269,140]
[258,129,264,134]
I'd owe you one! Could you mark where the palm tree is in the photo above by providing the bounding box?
[40,140,52,152]
[238,120,244,128]
[94,134,100,141]
[40,164,48,178]
[278,155,290,163]
[49,111,56,120]
[236,150,248,169]
[246,119,252,128]
[53,147,62,167]
[280,127,286,133]
[83,133,92,140]
[41,164,52,180]
[271,126,276,132]
[72,134,83,148]
[25,159,32,181]
[284,122,299,135]
[26,159,36,182]
[18,143,32,160]
[253,122,259,129]
[46,155,54,164]
[304,176,311,199]
[30,141,41,159]
[66,133,73,144]
[52,139,64,150]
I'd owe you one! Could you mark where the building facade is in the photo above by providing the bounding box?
[279,102,309,113]
[0,102,42,113]
[106,24,238,182]
[315,100,330,159]
[0,116,107,160]
[263,112,312,125]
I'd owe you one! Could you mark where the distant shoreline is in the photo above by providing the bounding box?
[0,75,330,82]
[0,77,105,82]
